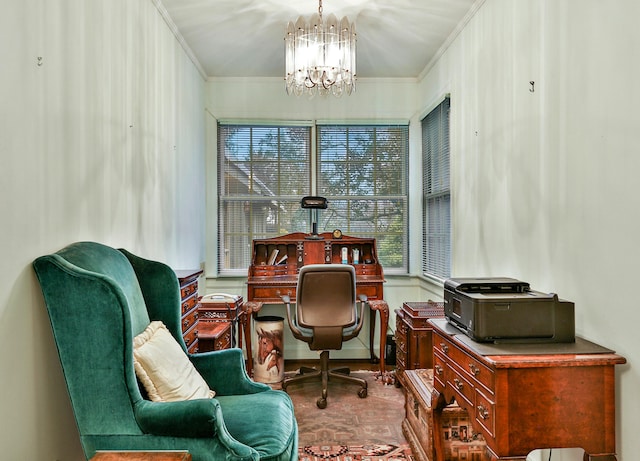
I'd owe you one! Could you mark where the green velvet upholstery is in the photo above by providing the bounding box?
[33,242,298,461]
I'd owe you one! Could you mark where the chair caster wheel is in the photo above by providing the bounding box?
[358,388,367,398]
[316,397,327,409]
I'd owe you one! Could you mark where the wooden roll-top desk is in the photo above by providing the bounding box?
[246,232,389,376]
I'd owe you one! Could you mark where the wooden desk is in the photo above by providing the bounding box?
[246,232,388,376]
[429,319,626,461]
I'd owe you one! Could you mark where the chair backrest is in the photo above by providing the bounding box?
[32,242,168,443]
[296,264,357,330]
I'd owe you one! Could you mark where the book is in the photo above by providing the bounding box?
[267,248,279,265]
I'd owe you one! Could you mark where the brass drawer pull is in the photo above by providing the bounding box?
[477,404,490,420]
[453,378,464,390]
[434,364,443,375]
[439,342,449,354]
[469,363,480,375]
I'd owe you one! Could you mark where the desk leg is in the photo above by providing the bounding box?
[243,301,263,378]
[367,300,389,375]
[431,387,447,461]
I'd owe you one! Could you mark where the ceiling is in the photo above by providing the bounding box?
[159,0,480,80]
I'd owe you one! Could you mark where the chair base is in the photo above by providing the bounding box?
[282,351,368,408]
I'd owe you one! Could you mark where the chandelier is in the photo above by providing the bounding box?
[284,0,357,97]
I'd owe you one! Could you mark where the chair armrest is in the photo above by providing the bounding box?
[190,348,270,395]
[134,399,259,459]
[134,398,218,437]
[282,296,313,344]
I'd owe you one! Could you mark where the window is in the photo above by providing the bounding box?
[317,125,408,271]
[217,124,312,274]
[218,122,409,274]
[422,97,451,279]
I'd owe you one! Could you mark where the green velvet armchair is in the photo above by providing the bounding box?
[33,242,298,461]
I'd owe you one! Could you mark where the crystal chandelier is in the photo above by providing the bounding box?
[284,0,356,97]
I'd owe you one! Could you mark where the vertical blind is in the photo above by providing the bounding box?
[422,97,451,279]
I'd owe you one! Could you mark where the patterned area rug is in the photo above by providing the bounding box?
[298,443,413,461]
[283,370,413,460]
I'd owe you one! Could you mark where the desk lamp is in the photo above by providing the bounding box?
[301,196,327,239]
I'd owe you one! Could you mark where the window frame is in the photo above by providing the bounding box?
[217,120,410,276]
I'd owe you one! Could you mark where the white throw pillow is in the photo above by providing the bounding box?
[133,321,215,402]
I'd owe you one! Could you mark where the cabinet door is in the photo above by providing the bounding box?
[303,240,325,264]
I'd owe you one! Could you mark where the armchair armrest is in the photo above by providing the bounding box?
[134,398,218,438]
[134,399,258,459]
[190,348,269,395]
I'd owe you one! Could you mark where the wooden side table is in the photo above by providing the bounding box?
[395,301,445,386]
[90,451,191,461]
[198,321,232,352]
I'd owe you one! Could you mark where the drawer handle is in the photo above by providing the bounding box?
[468,363,480,376]
[183,319,189,326]
[434,364,443,375]
[453,378,464,390]
[477,404,490,420]
[439,342,449,354]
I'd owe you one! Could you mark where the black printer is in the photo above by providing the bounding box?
[444,277,575,343]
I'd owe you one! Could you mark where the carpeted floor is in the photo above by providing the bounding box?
[281,369,413,460]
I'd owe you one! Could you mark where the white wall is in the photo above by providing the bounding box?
[0,1,206,459]
[416,0,639,459]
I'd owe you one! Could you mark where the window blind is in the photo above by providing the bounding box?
[217,124,312,274]
[317,124,409,271]
[422,97,451,279]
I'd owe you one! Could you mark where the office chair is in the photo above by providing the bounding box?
[281,264,368,408]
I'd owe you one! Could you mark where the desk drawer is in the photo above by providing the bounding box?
[183,324,198,350]
[180,280,198,299]
[181,294,198,315]
[435,333,494,395]
[433,352,446,389]
[249,286,295,302]
[448,362,475,408]
[356,285,380,300]
[181,306,199,333]
[475,388,496,438]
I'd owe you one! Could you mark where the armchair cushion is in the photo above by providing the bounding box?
[134,321,215,402]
